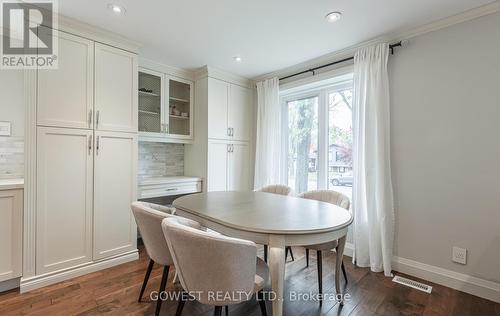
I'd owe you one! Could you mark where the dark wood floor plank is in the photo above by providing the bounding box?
[0,245,498,316]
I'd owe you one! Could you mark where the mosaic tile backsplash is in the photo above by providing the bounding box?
[138,142,184,179]
[0,136,24,179]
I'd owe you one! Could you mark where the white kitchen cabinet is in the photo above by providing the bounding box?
[95,43,138,133]
[207,78,253,141]
[138,68,194,143]
[228,84,253,142]
[228,143,251,191]
[93,131,137,260]
[36,127,93,274]
[37,31,94,129]
[207,78,229,139]
[207,141,229,191]
[207,141,251,192]
[0,188,22,282]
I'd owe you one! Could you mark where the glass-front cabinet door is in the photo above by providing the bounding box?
[166,77,193,138]
[138,68,164,135]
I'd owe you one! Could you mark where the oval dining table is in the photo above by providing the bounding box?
[173,191,353,316]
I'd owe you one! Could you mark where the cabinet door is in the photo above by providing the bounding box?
[207,141,229,191]
[138,68,165,135]
[93,131,137,260]
[228,143,252,191]
[95,43,138,133]
[0,189,22,282]
[38,31,94,129]
[228,84,253,142]
[36,127,93,274]
[166,77,194,139]
[207,78,229,139]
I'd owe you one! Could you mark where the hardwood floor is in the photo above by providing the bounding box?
[0,245,498,316]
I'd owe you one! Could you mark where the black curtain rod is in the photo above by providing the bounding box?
[279,41,402,81]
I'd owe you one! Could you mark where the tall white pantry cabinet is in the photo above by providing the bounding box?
[25,29,138,287]
[185,67,255,192]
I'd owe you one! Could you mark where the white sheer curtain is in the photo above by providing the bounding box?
[254,77,282,189]
[352,43,395,276]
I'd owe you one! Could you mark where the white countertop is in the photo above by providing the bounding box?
[138,176,202,186]
[0,178,24,190]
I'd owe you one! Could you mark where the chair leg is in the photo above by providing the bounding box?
[306,249,309,267]
[225,305,229,315]
[341,261,348,284]
[317,250,323,305]
[213,306,223,316]
[138,259,154,302]
[289,247,295,261]
[285,247,289,261]
[175,294,186,316]
[155,265,170,316]
[257,290,267,316]
[264,245,268,263]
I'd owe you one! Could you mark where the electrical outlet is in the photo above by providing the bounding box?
[452,246,467,265]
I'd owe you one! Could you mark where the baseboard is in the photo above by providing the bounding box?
[20,250,139,293]
[392,256,500,303]
[0,277,21,292]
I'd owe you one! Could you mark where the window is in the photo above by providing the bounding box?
[281,73,353,203]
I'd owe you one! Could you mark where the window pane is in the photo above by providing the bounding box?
[328,89,353,204]
[287,96,318,193]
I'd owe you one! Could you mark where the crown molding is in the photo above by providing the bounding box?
[139,58,195,81]
[56,14,142,54]
[195,65,255,89]
[253,1,500,82]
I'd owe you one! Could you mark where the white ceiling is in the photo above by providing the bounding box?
[58,0,495,78]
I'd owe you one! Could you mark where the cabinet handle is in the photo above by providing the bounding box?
[88,135,92,155]
[88,110,93,127]
[96,110,100,129]
[227,144,231,153]
[96,136,100,155]
[231,128,234,136]
[227,128,231,136]
[166,123,169,134]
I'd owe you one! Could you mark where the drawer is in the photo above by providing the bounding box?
[138,181,201,199]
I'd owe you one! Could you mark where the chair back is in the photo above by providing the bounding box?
[299,190,350,210]
[257,184,292,196]
[161,216,257,305]
[131,201,176,266]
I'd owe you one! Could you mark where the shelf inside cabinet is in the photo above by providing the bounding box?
[139,110,160,115]
[170,114,189,120]
[139,90,160,97]
[170,96,189,103]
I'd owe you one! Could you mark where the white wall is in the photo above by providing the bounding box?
[390,11,500,284]
[0,68,24,137]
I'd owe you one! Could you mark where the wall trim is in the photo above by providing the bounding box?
[255,1,500,82]
[20,251,139,293]
[195,65,255,88]
[392,256,500,303]
[140,58,195,82]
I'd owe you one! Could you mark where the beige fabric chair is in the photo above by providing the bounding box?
[131,201,203,316]
[162,216,269,316]
[257,184,293,196]
[256,184,295,262]
[299,190,350,302]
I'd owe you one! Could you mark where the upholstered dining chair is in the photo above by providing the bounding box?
[256,184,295,263]
[162,216,269,316]
[131,201,204,316]
[298,190,350,302]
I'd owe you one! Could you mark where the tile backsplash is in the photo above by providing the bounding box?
[0,136,24,179]
[138,142,184,178]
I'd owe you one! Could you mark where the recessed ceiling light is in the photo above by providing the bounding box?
[108,4,125,14]
[325,11,342,23]
[233,56,242,63]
